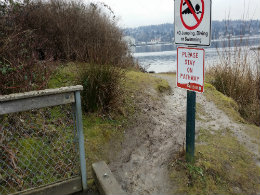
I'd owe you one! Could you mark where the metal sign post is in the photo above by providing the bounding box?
[177,47,204,162]
[174,0,211,162]
[186,90,196,162]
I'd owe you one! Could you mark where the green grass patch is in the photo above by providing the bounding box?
[195,103,209,122]
[125,71,171,94]
[48,62,80,88]
[204,83,244,123]
[158,72,177,76]
[170,128,260,195]
[82,113,124,176]
[244,124,260,151]
[154,78,171,93]
[122,71,171,114]
[196,103,206,116]
[17,138,58,185]
[0,106,80,194]
[244,124,260,141]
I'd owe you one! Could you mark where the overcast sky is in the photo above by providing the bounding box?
[90,0,260,28]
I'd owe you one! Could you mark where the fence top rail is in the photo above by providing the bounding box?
[0,85,83,102]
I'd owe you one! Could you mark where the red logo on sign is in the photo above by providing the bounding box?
[180,0,204,30]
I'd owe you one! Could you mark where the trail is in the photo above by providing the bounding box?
[109,74,260,195]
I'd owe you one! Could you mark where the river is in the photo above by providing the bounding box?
[133,36,260,73]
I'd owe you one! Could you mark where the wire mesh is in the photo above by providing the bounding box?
[0,104,80,195]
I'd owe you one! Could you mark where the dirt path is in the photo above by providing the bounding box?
[109,74,260,195]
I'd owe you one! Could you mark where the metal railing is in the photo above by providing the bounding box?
[0,86,87,195]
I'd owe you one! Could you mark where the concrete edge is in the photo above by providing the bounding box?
[92,161,127,195]
[0,85,83,102]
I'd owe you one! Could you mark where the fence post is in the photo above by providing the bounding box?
[74,91,87,191]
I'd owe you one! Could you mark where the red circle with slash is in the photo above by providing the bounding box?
[180,0,204,30]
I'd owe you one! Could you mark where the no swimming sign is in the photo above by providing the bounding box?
[174,0,212,46]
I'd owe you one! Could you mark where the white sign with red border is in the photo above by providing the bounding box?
[174,0,211,46]
[177,47,205,93]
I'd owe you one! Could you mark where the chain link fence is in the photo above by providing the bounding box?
[0,87,84,195]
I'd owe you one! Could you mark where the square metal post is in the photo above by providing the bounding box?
[186,90,196,163]
[74,91,87,191]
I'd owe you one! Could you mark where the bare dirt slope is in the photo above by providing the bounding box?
[109,74,260,195]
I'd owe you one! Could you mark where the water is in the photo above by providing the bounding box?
[133,36,260,73]
[134,47,222,73]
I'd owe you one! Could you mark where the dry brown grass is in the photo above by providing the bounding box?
[207,38,260,125]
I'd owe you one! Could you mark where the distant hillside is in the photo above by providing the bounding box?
[124,20,260,44]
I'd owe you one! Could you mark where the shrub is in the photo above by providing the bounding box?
[12,0,131,65]
[0,29,53,94]
[80,64,125,112]
[207,31,260,125]
[0,0,134,94]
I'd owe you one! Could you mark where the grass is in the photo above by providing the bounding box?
[170,128,260,195]
[0,105,80,194]
[3,62,260,195]
[120,71,171,114]
[244,124,260,141]
[48,64,172,179]
[48,62,80,88]
[125,71,171,94]
[165,72,260,195]
[203,81,260,151]
[81,70,171,179]
[243,124,260,152]
[195,103,209,122]
[204,83,244,123]
[82,113,124,174]
[155,78,171,93]
[206,45,260,126]
[158,72,256,126]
